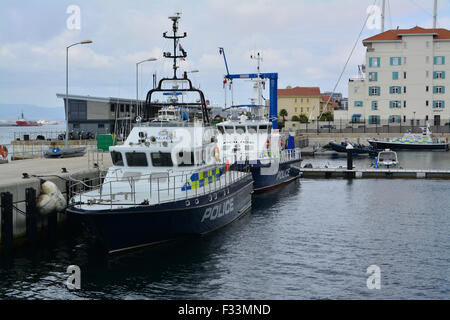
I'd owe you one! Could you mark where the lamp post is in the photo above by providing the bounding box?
[65,40,92,148]
[136,58,157,120]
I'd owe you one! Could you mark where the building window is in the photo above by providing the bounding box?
[390,57,401,66]
[295,98,297,103]
[369,86,380,96]
[389,101,401,108]
[426,71,429,78]
[110,103,115,112]
[426,86,429,92]
[404,86,406,93]
[98,123,105,128]
[390,86,401,94]
[434,56,445,65]
[435,42,440,49]
[403,57,407,64]
[392,72,399,80]
[369,115,380,124]
[369,72,378,81]
[295,107,297,113]
[389,115,401,123]
[433,101,445,109]
[403,42,407,49]
[301,98,303,103]
[371,101,378,110]
[433,71,445,79]
[426,56,430,64]
[403,72,407,79]
[354,101,363,107]
[395,42,400,49]
[426,41,430,48]
[73,123,80,129]
[404,101,407,108]
[354,86,360,93]
[433,86,445,94]
[426,100,429,106]
[369,57,380,68]
[307,98,309,103]
[120,104,125,112]
[126,105,130,112]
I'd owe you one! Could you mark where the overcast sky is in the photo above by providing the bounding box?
[0,0,449,108]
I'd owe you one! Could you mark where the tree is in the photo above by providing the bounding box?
[291,115,300,122]
[279,109,288,122]
[319,112,334,121]
[299,114,309,123]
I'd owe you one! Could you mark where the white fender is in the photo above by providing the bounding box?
[36,181,67,215]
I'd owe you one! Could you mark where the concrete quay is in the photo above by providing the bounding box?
[0,153,111,253]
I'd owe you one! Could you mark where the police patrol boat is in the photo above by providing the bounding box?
[216,52,302,192]
[374,149,399,169]
[66,14,253,253]
[368,122,449,150]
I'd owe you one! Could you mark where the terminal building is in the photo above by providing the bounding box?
[56,93,224,136]
[56,94,158,137]
[347,26,450,125]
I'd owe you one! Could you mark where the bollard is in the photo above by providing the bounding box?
[25,187,37,248]
[347,150,353,170]
[346,149,354,179]
[1,192,14,255]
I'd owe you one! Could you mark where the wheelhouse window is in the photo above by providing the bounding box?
[111,151,124,166]
[259,125,268,132]
[125,152,148,167]
[177,151,195,167]
[151,152,173,167]
[225,126,235,134]
[235,126,246,134]
[247,126,257,134]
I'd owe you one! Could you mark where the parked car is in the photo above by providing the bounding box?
[320,124,336,129]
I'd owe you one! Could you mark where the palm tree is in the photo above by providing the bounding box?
[279,109,288,122]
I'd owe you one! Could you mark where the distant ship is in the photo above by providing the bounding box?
[16,112,40,126]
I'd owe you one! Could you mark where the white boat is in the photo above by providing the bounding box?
[216,52,302,192]
[66,14,253,253]
[375,149,398,168]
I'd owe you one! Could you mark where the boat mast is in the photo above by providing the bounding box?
[163,13,187,79]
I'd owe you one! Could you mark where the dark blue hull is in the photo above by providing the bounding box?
[67,176,253,253]
[249,159,302,192]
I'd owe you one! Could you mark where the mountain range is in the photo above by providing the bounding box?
[0,104,65,122]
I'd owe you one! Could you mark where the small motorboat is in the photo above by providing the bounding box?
[44,146,86,158]
[328,141,378,156]
[374,149,398,168]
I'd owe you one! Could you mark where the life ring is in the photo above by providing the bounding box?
[225,159,230,172]
[266,139,270,149]
[214,146,220,161]
[280,137,284,147]
[0,145,8,159]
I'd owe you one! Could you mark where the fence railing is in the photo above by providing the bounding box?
[69,165,250,210]
[283,118,450,135]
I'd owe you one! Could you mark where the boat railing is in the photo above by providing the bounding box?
[69,164,249,209]
[228,147,302,163]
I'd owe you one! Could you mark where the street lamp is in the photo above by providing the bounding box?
[65,40,93,148]
[136,58,157,120]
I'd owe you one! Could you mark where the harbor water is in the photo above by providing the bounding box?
[0,176,449,299]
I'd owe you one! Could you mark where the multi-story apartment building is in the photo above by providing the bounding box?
[277,86,332,120]
[348,26,450,125]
